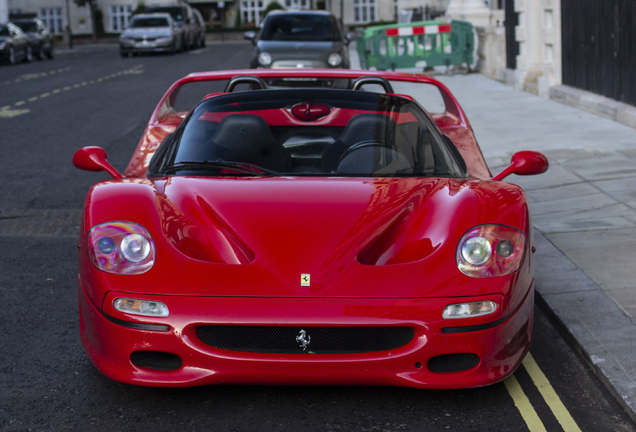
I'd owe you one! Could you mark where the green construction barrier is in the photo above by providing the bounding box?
[355,20,474,71]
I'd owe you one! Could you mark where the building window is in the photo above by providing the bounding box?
[353,0,376,23]
[241,0,265,26]
[40,8,63,34]
[285,0,309,8]
[110,5,133,32]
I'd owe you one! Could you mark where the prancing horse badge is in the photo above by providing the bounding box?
[300,274,310,286]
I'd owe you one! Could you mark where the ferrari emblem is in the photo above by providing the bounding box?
[301,273,310,286]
[296,329,311,350]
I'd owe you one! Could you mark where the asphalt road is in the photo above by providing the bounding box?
[0,44,635,432]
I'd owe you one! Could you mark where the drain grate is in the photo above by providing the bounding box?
[0,209,82,237]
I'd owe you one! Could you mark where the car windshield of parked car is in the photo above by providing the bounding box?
[259,14,340,42]
[129,17,170,28]
[0,25,10,36]
[13,21,37,32]
[151,89,466,178]
[145,7,184,21]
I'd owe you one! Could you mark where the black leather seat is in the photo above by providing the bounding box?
[321,114,397,173]
[210,114,292,172]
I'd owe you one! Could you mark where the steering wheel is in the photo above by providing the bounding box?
[336,141,411,174]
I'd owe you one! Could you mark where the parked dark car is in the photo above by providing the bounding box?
[145,3,196,50]
[0,22,32,64]
[244,11,352,69]
[191,8,206,48]
[12,19,53,59]
[119,13,184,56]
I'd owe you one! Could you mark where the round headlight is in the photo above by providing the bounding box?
[328,53,342,67]
[461,237,492,266]
[121,233,151,263]
[258,52,272,66]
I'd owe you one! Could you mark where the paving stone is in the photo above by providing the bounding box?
[525,183,601,204]
[535,216,635,234]
[529,193,617,216]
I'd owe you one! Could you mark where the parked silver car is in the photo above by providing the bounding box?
[145,3,196,50]
[245,10,352,69]
[119,13,184,56]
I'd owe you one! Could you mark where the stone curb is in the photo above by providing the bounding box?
[549,85,636,130]
[534,230,636,424]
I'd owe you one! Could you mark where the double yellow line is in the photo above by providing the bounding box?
[505,353,582,432]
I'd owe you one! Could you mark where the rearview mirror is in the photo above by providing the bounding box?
[72,146,123,179]
[492,151,549,181]
[243,31,256,42]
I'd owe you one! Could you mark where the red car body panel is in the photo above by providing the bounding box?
[76,69,541,388]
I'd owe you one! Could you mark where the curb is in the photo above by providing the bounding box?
[533,230,636,424]
[549,85,636,130]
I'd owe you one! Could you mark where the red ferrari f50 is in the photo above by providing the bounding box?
[73,70,548,388]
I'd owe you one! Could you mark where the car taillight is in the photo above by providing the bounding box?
[456,225,526,278]
[87,222,156,275]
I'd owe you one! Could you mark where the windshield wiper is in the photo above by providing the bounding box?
[161,160,282,176]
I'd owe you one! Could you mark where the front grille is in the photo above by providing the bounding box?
[196,325,414,354]
[428,353,480,373]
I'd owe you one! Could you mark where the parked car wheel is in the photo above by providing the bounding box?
[8,47,16,65]
[38,45,46,60]
[25,46,33,62]
[46,46,54,59]
[120,50,128,58]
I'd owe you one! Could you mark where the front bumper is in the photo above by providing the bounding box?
[120,39,173,53]
[79,277,533,388]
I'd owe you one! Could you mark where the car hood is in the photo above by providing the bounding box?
[257,40,340,60]
[84,177,531,298]
[122,28,172,37]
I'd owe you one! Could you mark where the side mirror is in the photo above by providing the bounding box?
[243,31,256,42]
[72,146,123,179]
[492,151,549,181]
[345,32,355,44]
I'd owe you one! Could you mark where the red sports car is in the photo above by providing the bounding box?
[73,70,548,388]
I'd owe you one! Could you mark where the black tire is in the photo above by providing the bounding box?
[201,35,206,48]
[38,45,46,60]
[46,46,54,59]
[120,50,127,58]
[8,46,16,65]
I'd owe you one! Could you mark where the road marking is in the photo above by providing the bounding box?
[504,375,548,432]
[1,65,143,119]
[523,353,582,432]
[0,108,31,118]
[0,67,72,87]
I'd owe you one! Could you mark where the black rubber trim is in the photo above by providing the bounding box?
[441,293,527,334]
[100,310,170,332]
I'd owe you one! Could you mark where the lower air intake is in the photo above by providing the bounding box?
[428,353,480,373]
[196,325,414,354]
[130,351,182,371]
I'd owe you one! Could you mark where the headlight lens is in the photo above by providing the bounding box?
[87,221,156,275]
[328,53,342,67]
[442,301,498,319]
[456,225,526,278]
[258,52,272,66]
[114,298,169,317]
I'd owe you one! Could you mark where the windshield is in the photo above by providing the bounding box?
[260,14,340,42]
[150,89,466,178]
[129,17,170,28]
[13,22,37,32]
[0,25,9,36]
[145,7,184,21]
